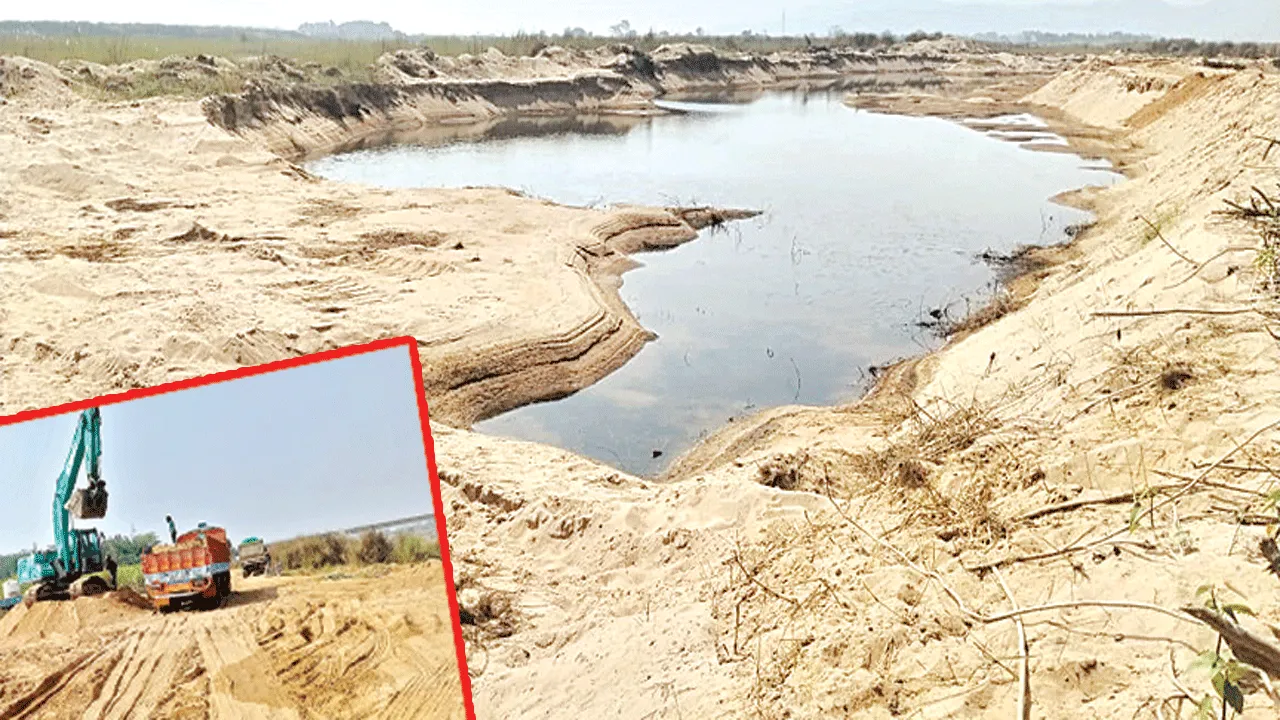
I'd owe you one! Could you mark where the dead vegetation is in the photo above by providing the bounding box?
[922,242,1068,340]
[358,228,449,249]
[273,530,440,572]
[718,409,1280,718]
[1221,182,1280,292]
[454,571,520,679]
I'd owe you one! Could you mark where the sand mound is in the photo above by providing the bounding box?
[0,56,77,104]
[107,587,156,610]
[1022,56,1198,128]
[893,36,991,56]
[0,591,151,641]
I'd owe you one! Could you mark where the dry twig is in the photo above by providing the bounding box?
[1093,307,1265,318]
[1183,606,1280,680]
[995,568,1031,720]
[1140,215,1198,266]
[730,549,801,609]
[977,419,1280,570]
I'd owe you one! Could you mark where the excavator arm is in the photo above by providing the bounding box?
[52,408,107,576]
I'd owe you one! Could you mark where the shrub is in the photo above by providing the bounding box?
[393,534,441,564]
[280,533,351,571]
[357,530,394,564]
[115,563,144,590]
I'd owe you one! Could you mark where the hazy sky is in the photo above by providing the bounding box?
[4,0,1277,40]
[0,347,436,554]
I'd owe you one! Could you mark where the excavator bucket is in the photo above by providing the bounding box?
[66,486,108,519]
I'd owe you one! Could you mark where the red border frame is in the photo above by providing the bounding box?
[0,336,477,720]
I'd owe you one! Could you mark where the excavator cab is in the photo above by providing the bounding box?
[73,530,105,575]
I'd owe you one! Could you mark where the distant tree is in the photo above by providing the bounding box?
[695,27,704,37]
[0,552,20,580]
[829,25,846,38]
[102,532,159,565]
[610,19,633,38]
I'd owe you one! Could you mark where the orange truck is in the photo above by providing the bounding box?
[140,523,233,612]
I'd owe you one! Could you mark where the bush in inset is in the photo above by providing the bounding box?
[393,534,441,564]
[115,563,144,590]
[357,530,394,565]
[279,533,352,571]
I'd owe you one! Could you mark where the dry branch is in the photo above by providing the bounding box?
[1168,245,1257,288]
[1183,606,1280,680]
[823,488,1197,627]
[976,419,1280,571]
[1016,483,1184,522]
[730,549,801,609]
[1167,648,1199,702]
[1259,137,1280,162]
[1093,307,1265,318]
[995,568,1032,720]
[1140,215,1198,265]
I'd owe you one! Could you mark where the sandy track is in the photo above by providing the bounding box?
[0,563,465,720]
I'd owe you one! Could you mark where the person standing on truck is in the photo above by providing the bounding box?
[166,515,177,544]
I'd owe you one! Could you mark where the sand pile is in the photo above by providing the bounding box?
[0,591,151,641]
[374,45,635,85]
[0,56,78,104]
[57,54,345,97]
[1024,55,1199,128]
[895,37,992,56]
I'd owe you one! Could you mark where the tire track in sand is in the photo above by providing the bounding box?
[0,566,463,720]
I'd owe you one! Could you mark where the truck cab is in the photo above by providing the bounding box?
[140,524,232,612]
[236,537,272,578]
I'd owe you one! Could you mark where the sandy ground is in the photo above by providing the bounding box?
[0,562,466,719]
[0,56,743,426]
[5,43,1280,719]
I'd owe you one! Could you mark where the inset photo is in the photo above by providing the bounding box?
[0,339,472,720]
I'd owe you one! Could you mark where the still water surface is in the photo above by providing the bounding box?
[309,91,1121,476]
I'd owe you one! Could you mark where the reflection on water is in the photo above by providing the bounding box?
[309,89,1122,477]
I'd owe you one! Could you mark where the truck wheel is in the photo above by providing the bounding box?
[214,571,232,606]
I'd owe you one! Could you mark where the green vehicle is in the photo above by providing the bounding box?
[237,537,271,578]
[16,408,113,605]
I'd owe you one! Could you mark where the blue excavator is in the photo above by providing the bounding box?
[15,407,113,606]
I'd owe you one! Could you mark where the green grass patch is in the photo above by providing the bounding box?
[115,564,144,591]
